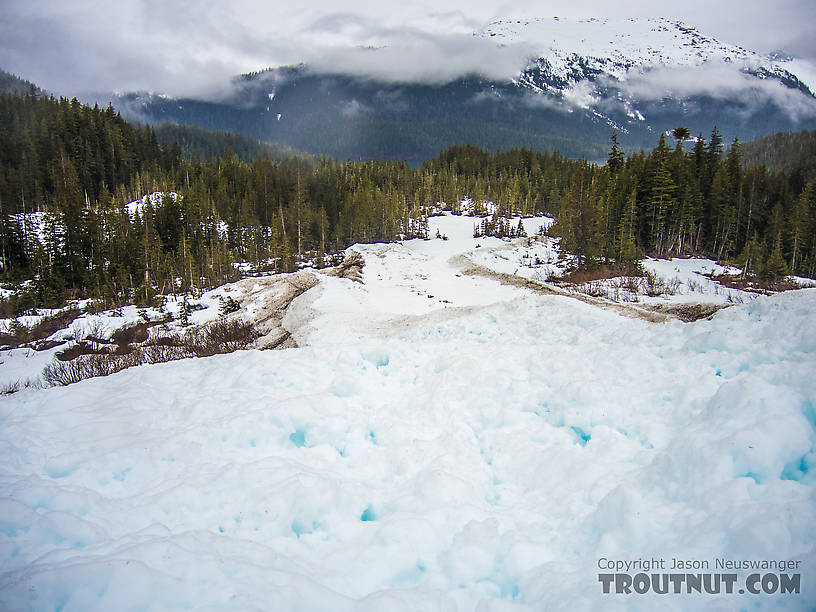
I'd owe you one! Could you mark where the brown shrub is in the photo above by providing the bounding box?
[42,318,260,386]
[111,323,149,345]
[558,262,643,284]
[56,342,110,361]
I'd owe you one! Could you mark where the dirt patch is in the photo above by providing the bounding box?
[32,339,68,351]
[325,251,365,283]
[229,252,368,349]
[454,255,720,324]
[644,302,728,322]
[557,262,644,284]
[228,271,319,349]
[56,342,111,361]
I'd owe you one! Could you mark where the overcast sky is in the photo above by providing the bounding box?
[1,0,814,99]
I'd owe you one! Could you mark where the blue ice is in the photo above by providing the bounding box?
[571,426,591,446]
[291,519,318,537]
[781,455,811,482]
[289,429,306,447]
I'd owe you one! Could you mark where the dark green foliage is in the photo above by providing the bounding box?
[740,129,816,180]
[112,67,816,167]
[218,295,240,316]
[0,70,42,96]
[152,123,310,163]
[2,87,815,313]
[548,129,816,278]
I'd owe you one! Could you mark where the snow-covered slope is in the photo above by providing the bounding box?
[481,17,815,96]
[1,215,815,610]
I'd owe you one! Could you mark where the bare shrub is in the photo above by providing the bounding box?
[0,378,39,394]
[142,342,191,364]
[620,276,642,294]
[644,271,668,297]
[558,262,643,284]
[581,280,608,298]
[56,342,110,361]
[42,318,260,386]
[1,380,20,395]
[43,351,147,386]
[43,357,97,386]
[187,319,259,356]
[687,278,703,293]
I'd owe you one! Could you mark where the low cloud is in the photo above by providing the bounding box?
[613,63,816,120]
[0,0,814,107]
[340,99,371,118]
[304,34,534,85]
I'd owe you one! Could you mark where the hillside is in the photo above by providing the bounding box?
[110,18,816,164]
[151,122,312,164]
[741,129,816,178]
[0,69,41,96]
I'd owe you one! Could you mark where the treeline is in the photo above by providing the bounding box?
[0,70,41,97]
[0,90,814,313]
[550,128,816,280]
[0,93,178,211]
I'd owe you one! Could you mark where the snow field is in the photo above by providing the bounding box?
[0,212,814,610]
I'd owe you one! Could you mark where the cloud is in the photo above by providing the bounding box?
[303,33,535,84]
[613,63,816,120]
[0,0,814,102]
[339,99,371,118]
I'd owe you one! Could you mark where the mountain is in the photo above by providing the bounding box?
[740,129,816,178]
[110,18,816,163]
[151,122,313,163]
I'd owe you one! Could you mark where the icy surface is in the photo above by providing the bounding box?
[1,213,815,610]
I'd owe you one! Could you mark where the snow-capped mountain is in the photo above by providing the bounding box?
[109,17,816,163]
[483,17,812,94]
[478,16,814,131]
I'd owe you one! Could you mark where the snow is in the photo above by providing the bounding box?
[125,192,181,218]
[9,211,64,250]
[481,18,761,83]
[1,212,815,610]
[0,288,234,390]
[777,57,816,94]
[480,17,815,106]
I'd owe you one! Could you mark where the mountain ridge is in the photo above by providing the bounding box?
[103,17,816,163]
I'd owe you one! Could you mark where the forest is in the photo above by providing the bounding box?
[0,91,814,313]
